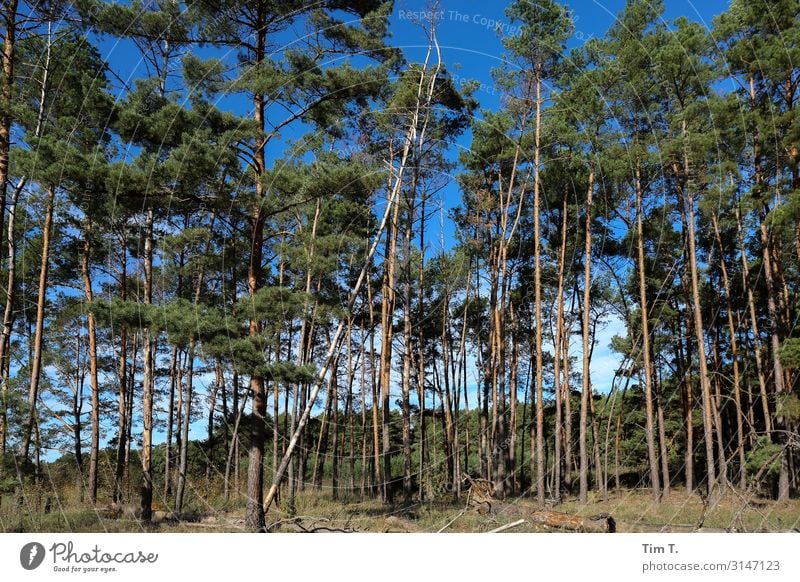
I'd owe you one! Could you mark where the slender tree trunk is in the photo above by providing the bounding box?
[654,362,670,497]
[635,161,661,503]
[208,360,222,479]
[140,208,155,521]
[710,324,729,488]
[533,72,545,506]
[735,204,770,434]
[81,219,101,504]
[553,196,568,501]
[114,233,128,504]
[164,345,178,499]
[20,187,55,460]
[72,327,84,501]
[760,210,789,499]
[0,178,21,460]
[0,0,18,466]
[417,195,427,499]
[563,299,574,490]
[360,336,368,496]
[712,214,746,488]
[509,301,519,494]
[345,327,356,495]
[175,340,195,513]
[244,6,268,531]
[368,266,380,495]
[679,122,717,498]
[579,168,595,503]
[401,193,414,502]
[0,0,18,265]
[331,364,340,500]
[679,271,695,493]
[125,332,137,498]
[174,351,185,499]
[380,185,401,501]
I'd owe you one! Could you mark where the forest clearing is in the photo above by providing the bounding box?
[1,0,799,533]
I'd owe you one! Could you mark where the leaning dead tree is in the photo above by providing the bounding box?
[262,16,443,516]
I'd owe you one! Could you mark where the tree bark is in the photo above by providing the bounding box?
[81,219,100,504]
[677,120,717,497]
[553,196,568,501]
[380,176,401,501]
[635,160,661,503]
[735,204,770,434]
[20,187,55,460]
[533,71,546,506]
[712,214,746,488]
[0,0,18,265]
[140,207,155,521]
[579,168,595,503]
[114,232,128,504]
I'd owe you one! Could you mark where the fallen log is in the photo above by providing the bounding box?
[529,510,616,533]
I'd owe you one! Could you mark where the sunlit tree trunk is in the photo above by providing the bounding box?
[635,160,661,503]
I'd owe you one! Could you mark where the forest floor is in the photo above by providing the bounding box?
[2,488,799,533]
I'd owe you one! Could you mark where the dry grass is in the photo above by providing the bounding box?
[1,488,798,533]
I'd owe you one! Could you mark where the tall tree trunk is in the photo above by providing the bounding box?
[735,204,770,434]
[360,335,368,496]
[368,265,380,495]
[0,1,18,470]
[678,269,695,493]
[81,219,100,505]
[174,350,185,500]
[175,340,195,513]
[563,297,574,490]
[533,72,545,506]
[635,161,661,503]
[125,332,137,498]
[164,345,178,499]
[345,327,356,495]
[380,185,401,501]
[760,208,789,499]
[20,187,55,460]
[401,193,414,502]
[712,214,746,488]
[0,178,21,460]
[710,323,729,488]
[114,233,128,504]
[140,208,155,521]
[417,195,427,499]
[331,364,340,500]
[654,361,670,497]
[244,6,268,531]
[679,122,717,498]
[72,327,85,501]
[579,168,595,503]
[508,301,519,494]
[553,196,568,501]
[0,0,17,265]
